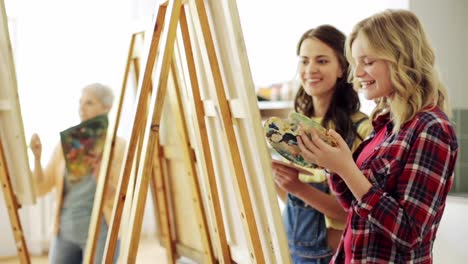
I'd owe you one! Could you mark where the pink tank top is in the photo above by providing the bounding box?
[344,125,387,263]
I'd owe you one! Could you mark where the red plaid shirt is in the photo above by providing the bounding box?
[329,106,458,263]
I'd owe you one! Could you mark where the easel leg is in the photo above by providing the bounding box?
[151,143,176,263]
[129,32,164,252]
[0,140,31,264]
[148,161,161,241]
[128,19,175,263]
[132,57,141,87]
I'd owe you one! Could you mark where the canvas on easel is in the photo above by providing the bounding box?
[0,0,34,262]
[96,0,290,263]
[0,0,35,206]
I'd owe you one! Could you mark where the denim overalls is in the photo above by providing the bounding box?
[49,173,118,264]
[284,181,333,264]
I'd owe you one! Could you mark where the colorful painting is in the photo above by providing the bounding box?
[264,112,336,169]
[60,114,109,182]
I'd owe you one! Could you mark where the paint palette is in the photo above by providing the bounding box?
[264,112,336,168]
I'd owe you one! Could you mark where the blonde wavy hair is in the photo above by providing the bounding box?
[345,9,450,133]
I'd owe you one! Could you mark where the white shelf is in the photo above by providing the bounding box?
[258,100,293,110]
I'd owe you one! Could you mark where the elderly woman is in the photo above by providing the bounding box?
[30,83,126,264]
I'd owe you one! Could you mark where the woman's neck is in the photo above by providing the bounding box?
[312,96,331,118]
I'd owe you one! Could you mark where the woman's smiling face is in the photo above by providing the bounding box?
[297,37,343,100]
[351,32,394,100]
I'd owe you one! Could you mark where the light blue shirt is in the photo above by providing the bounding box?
[60,173,98,245]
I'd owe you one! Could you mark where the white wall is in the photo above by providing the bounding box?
[433,196,468,263]
[0,0,181,257]
[13,0,132,150]
[410,0,468,109]
[236,0,408,115]
[236,0,409,88]
[1,0,134,257]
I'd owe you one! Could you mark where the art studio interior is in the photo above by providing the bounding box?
[1,0,467,263]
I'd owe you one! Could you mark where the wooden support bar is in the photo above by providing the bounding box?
[151,143,176,263]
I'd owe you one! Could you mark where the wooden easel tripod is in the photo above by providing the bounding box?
[0,139,30,264]
[84,0,271,263]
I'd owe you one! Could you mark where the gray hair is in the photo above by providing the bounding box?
[82,83,115,108]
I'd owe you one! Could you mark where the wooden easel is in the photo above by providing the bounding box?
[120,31,178,262]
[84,27,173,262]
[123,31,165,246]
[95,0,269,263]
[99,2,214,262]
[0,139,30,264]
[83,10,176,263]
[83,28,157,262]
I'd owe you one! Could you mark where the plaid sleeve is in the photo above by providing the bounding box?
[328,172,353,210]
[354,121,456,250]
[328,118,373,211]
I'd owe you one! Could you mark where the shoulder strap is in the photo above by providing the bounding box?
[345,115,369,148]
[353,116,368,128]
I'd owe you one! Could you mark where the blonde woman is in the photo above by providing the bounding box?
[298,10,458,263]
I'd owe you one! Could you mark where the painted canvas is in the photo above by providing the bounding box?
[60,114,109,182]
[264,112,336,169]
